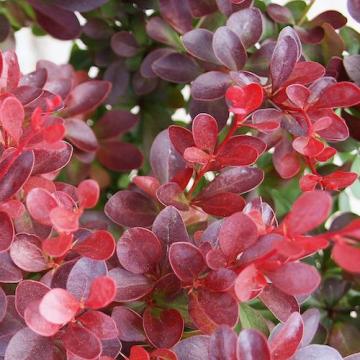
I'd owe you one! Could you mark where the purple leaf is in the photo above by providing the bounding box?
[158,0,192,34]
[348,0,360,23]
[188,0,218,17]
[48,0,108,12]
[173,336,210,360]
[226,8,263,48]
[301,309,320,347]
[140,48,174,78]
[105,190,157,227]
[292,345,342,360]
[152,53,201,83]
[111,31,140,58]
[237,329,271,360]
[209,325,237,360]
[0,252,22,283]
[212,26,247,71]
[191,71,232,100]
[65,118,98,152]
[103,61,130,105]
[344,55,360,85]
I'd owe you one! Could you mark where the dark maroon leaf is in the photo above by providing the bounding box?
[200,166,264,197]
[158,0,192,34]
[111,31,140,58]
[117,227,162,274]
[267,4,294,24]
[0,151,34,202]
[59,322,102,359]
[105,190,157,227]
[65,118,98,152]
[143,308,184,348]
[226,8,263,48]
[140,48,174,78]
[182,29,219,63]
[97,140,143,171]
[152,53,201,83]
[27,0,81,40]
[212,26,247,71]
[188,0,217,17]
[49,0,108,12]
[146,17,180,47]
[65,80,111,116]
[0,287,7,323]
[191,71,232,100]
[32,142,73,175]
[169,242,206,282]
[259,285,299,322]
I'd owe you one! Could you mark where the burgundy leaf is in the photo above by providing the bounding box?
[0,252,22,283]
[0,96,24,144]
[65,118,98,152]
[112,306,146,342]
[0,287,7,323]
[344,55,360,85]
[109,268,153,302]
[292,345,342,360]
[59,322,102,359]
[78,310,118,340]
[111,31,140,58]
[105,190,157,227]
[188,0,217,17]
[158,0,192,34]
[273,138,301,179]
[173,336,210,360]
[156,182,189,211]
[267,4,294,24]
[301,308,320,347]
[65,81,111,116]
[0,150,34,202]
[143,307,184,348]
[209,325,237,360]
[117,227,162,274]
[0,212,13,252]
[140,48,174,78]
[259,285,299,322]
[169,242,206,283]
[332,242,360,273]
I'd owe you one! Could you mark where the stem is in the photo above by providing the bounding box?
[297,0,316,26]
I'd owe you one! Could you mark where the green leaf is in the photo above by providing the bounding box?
[239,303,269,336]
[340,26,360,55]
[285,0,307,23]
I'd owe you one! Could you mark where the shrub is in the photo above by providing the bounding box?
[0,0,360,359]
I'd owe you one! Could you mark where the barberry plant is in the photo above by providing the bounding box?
[1,0,360,359]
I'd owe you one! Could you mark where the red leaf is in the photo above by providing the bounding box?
[74,230,115,261]
[78,310,118,340]
[15,280,50,318]
[129,346,150,360]
[283,61,325,87]
[237,329,271,360]
[42,233,72,258]
[59,322,102,359]
[49,206,79,233]
[26,188,58,226]
[332,242,360,273]
[183,147,210,165]
[267,263,321,296]
[112,306,146,342]
[143,308,184,348]
[313,82,360,109]
[168,125,195,155]
[65,80,111,116]
[24,300,61,337]
[39,288,79,325]
[269,312,304,360]
[235,264,267,302]
[0,51,20,91]
[133,176,161,198]
[192,113,218,153]
[169,242,206,283]
[323,171,358,191]
[292,136,324,157]
[219,212,258,260]
[0,96,24,143]
[117,228,162,274]
[273,138,302,179]
[0,211,14,252]
[215,142,258,167]
[85,276,116,309]
[156,182,189,211]
[286,84,310,108]
[283,190,332,235]
[151,349,178,360]
[204,268,236,292]
[225,83,264,116]
[259,285,299,322]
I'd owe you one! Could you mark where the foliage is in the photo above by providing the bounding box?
[0,0,360,359]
